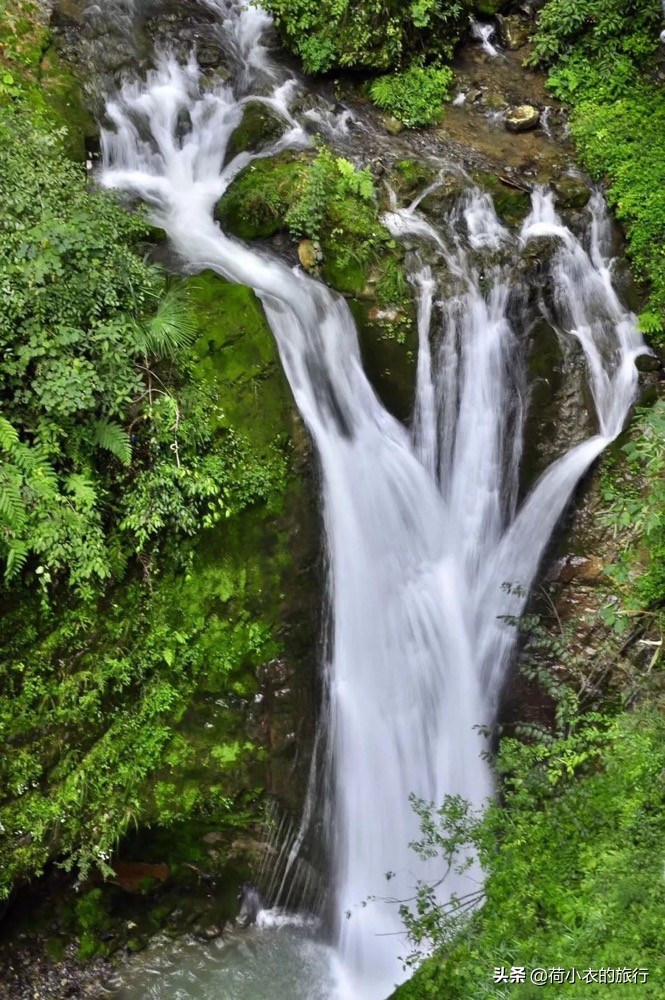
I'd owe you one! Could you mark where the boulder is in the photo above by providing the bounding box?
[226,101,285,161]
[418,176,467,217]
[202,831,225,846]
[505,105,540,133]
[552,175,591,209]
[109,860,169,893]
[497,15,531,50]
[298,240,322,271]
[380,114,405,135]
[547,555,605,584]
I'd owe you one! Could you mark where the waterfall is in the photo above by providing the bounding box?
[98,3,647,996]
[470,19,500,58]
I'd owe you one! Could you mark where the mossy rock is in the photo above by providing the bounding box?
[484,91,509,111]
[473,0,508,15]
[322,253,366,295]
[225,101,287,162]
[215,152,310,240]
[350,299,417,422]
[187,270,290,450]
[390,159,439,202]
[473,172,531,227]
[418,175,468,217]
[552,175,591,209]
[39,46,97,162]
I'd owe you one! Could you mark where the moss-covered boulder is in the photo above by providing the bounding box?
[390,159,439,203]
[473,0,508,15]
[215,152,310,240]
[472,172,531,227]
[552,175,591,209]
[497,14,531,50]
[216,150,414,323]
[225,100,287,162]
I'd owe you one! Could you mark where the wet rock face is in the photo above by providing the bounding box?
[298,239,322,272]
[547,555,605,585]
[225,101,287,162]
[237,882,263,927]
[552,175,591,209]
[505,104,541,132]
[497,14,531,50]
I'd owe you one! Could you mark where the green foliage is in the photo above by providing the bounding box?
[218,146,408,304]
[531,0,665,339]
[570,88,665,340]
[0,520,285,898]
[530,0,660,80]
[393,698,665,998]
[0,106,287,595]
[370,64,453,128]
[0,416,110,590]
[600,402,665,626]
[286,148,375,242]
[0,0,50,98]
[264,0,470,73]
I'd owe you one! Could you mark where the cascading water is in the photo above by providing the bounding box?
[470,18,500,58]
[97,2,648,996]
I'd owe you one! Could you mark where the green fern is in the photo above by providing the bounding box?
[0,415,19,453]
[370,64,453,128]
[66,473,98,511]
[92,419,132,466]
[0,468,26,531]
[4,541,28,580]
[136,287,197,358]
[637,310,663,336]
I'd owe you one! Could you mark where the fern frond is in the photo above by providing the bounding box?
[0,467,26,530]
[92,419,132,466]
[5,542,28,580]
[66,473,98,510]
[136,287,197,359]
[0,415,19,454]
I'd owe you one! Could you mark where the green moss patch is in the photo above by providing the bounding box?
[216,152,311,240]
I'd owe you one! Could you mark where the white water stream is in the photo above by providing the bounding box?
[99,2,647,996]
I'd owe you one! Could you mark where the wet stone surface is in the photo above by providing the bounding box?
[0,937,112,999]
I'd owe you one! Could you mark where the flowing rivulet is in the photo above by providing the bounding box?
[99,2,646,996]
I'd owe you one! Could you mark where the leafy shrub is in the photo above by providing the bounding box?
[265,0,471,73]
[394,704,665,999]
[600,402,665,624]
[0,107,284,595]
[370,64,453,127]
[285,148,375,241]
[531,0,665,338]
[530,0,660,77]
